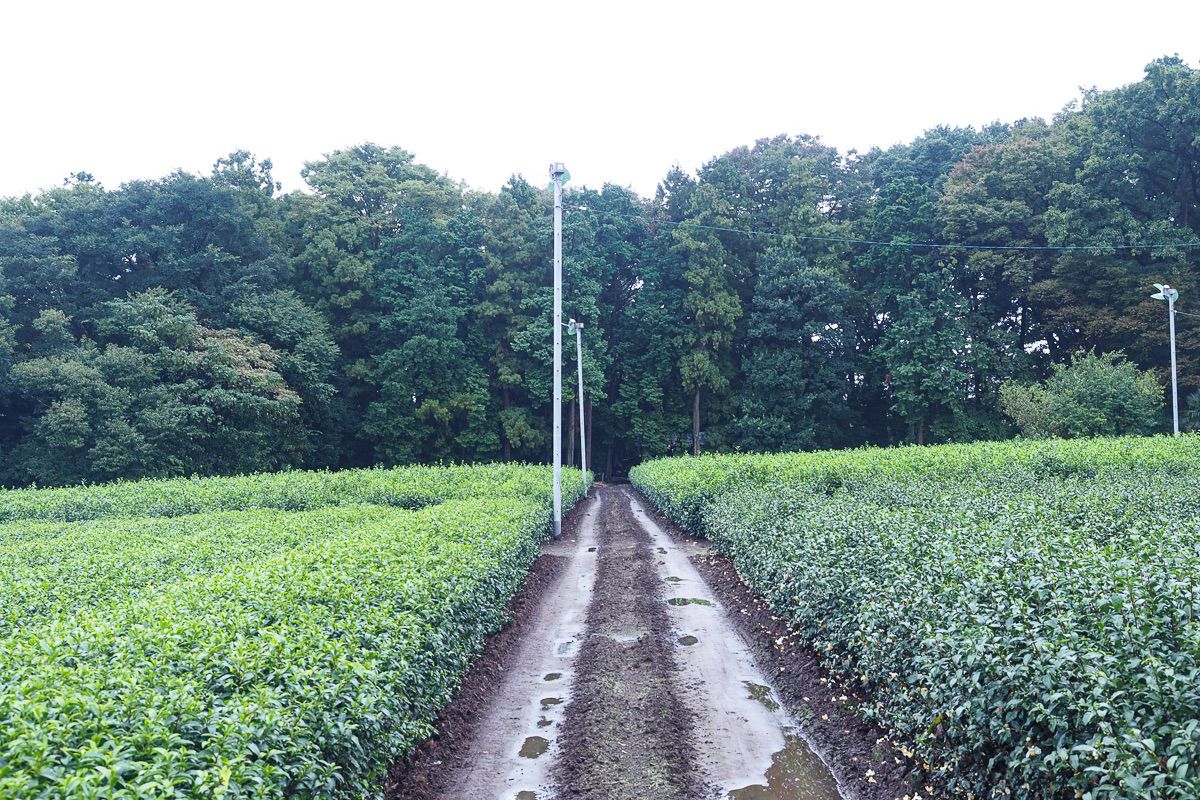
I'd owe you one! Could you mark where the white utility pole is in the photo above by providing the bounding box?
[569,319,587,486]
[1170,289,1180,437]
[1152,283,1181,436]
[551,163,567,538]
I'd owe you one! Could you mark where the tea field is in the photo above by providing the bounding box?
[632,436,1200,799]
[0,464,588,798]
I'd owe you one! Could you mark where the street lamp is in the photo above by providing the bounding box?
[567,319,587,487]
[1151,283,1180,436]
[550,163,567,538]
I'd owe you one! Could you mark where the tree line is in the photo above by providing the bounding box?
[1,56,1197,486]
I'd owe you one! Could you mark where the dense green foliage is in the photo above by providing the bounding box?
[632,437,1200,799]
[1,58,1197,484]
[0,462,576,523]
[1000,350,1163,438]
[0,464,587,797]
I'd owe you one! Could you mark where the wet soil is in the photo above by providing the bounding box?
[632,494,843,799]
[551,487,702,800]
[384,504,587,800]
[389,484,900,800]
[632,489,920,800]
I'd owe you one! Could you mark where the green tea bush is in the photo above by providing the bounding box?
[0,463,587,523]
[0,463,589,797]
[631,436,1200,799]
[0,499,548,797]
[0,506,397,636]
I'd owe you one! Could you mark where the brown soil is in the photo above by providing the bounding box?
[551,486,704,799]
[384,504,588,800]
[632,489,921,800]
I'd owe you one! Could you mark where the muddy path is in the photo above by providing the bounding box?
[387,492,603,800]
[628,492,844,800]
[388,485,853,800]
[552,487,701,799]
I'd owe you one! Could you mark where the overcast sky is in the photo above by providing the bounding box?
[2,0,1198,200]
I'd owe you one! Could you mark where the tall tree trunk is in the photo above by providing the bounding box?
[567,394,576,468]
[1018,302,1028,352]
[585,396,593,474]
[501,386,511,461]
[605,439,614,482]
[692,389,701,456]
[917,418,926,446]
[1178,168,1191,230]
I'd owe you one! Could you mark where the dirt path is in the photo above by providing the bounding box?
[629,492,843,799]
[438,492,603,800]
[389,485,849,800]
[551,487,701,799]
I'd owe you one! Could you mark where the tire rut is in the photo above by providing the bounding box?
[551,485,702,800]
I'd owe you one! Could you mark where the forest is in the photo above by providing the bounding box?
[0,56,1197,486]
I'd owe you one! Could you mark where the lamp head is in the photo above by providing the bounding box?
[1151,284,1179,302]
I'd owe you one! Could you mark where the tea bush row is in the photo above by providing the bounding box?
[0,463,585,523]
[0,498,553,797]
[631,436,1200,799]
[0,463,589,796]
[0,505,398,637]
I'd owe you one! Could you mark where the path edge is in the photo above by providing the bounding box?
[383,496,592,800]
[629,487,922,800]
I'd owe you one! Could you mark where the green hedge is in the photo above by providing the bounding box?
[0,464,590,797]
[0,463,587,523]
[631,436,1200,799]
[0,506,399,637]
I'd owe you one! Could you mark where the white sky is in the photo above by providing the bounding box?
[2,0,1198,200]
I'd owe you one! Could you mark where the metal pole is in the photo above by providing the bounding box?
[551,163,566,538]
[1152,283,1181,436]
[1169,289,1179,436]
[572,320,587,487]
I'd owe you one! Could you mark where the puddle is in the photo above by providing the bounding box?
[519,736,550,759]
[744,681,780,711]
[536,717,553,728]
[678,635,699,646]
[728,734,842,799]
[657,547,668,554]
[516,792,539,800]
[668,597,713,607]
[556,641,574,655]
[587,546,597,552]
[543,672,562,681]
[665,575,682,583]
[540,696,563,709]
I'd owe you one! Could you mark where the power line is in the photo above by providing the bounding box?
[569,206,1200,253]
